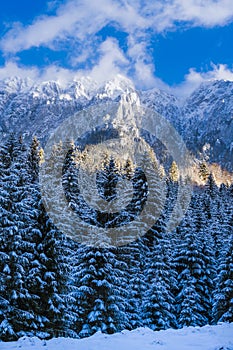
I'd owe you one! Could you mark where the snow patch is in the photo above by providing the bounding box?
[1,323,233,350]
[59,93,72,101]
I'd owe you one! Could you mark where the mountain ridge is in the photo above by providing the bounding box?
[0,76,232,175]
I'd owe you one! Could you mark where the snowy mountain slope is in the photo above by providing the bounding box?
[141,88,182,130]
[0,77,89,141]
[0,76,232,171]
[1,323,233,350]
[0,75,136,142]
[182,80,233,172]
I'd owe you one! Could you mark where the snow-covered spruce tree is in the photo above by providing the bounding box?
[213,235,233,323]
[37,216,76,337]
[0,135,45,340]
[143,233,177,330]
[207,218,223,261]
[63,147,132,337]
[119,238,148,329]
[164,174,179,226]
[120,148,168,329]
[63,150,144,337]
[36,140,78,338]
[0,136,74,340]
[137,156,178,330]
[203,173,219,221]
[205,173,219,200]
[96,156,119,203]
[203,177,231,263]
[138,149,165,249]
[173,203,212,327]
[0,135,20,340]
[120,149,171,330]
[62,143,99,228]
[72,245,130,338]
[117,150,163,328]
[196,230,216,324]
[216,183,233,256]
[192,191,216,319]
[112,157,148,329]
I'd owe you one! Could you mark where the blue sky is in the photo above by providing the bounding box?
[0,0,233,96]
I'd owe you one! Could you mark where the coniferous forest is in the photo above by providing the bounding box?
[0,134,232,341]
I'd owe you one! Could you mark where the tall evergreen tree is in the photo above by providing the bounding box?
[143,234,177,330]
[213,235,233,323]
[174,208,211,327]
[72,245,130,338]
[0,135,41,340]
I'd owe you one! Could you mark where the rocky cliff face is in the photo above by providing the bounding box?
[181,80,233,172]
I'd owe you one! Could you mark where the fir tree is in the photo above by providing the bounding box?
[174,207,211,327]
[213,235,233,323]
[143,235,177,330]
[73,245,130,338]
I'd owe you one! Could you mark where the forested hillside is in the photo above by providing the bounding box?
[0,135,232,341]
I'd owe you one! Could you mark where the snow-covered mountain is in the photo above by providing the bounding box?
[181,80,233,172]
[0,75,232,172]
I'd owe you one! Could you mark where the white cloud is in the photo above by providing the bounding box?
[171,64,233,98]
[87,38,129,82]
[0,39,128,86]
[173,0,233,27]
[133,60,157,89]
[146,0,233,31]
[0,61,39,81]
[0,0,233,92]
[0,61,82,85]
[2,0,233,54]
[0,0,145,54]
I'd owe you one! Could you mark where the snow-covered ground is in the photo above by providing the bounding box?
[1,323,232,350]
